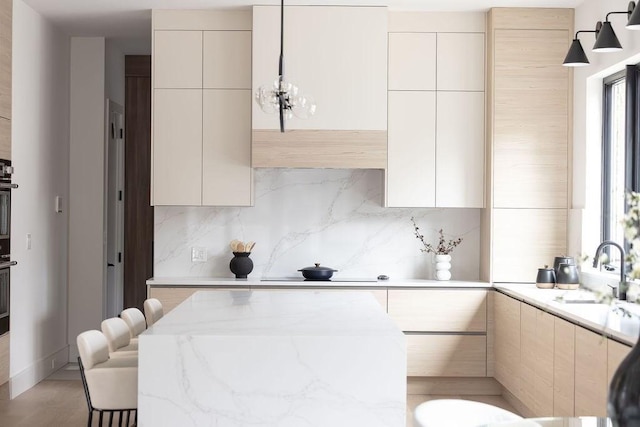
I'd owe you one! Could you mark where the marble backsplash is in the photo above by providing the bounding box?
[154,169,481,280]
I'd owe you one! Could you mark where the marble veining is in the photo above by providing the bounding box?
[138,290,407,426]
[155,169,481,280]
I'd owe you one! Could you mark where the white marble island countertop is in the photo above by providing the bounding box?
[138,290,407,427]
[146,276,492,289]
[495,283,640,346]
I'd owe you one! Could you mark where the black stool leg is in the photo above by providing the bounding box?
[98,411,104,426]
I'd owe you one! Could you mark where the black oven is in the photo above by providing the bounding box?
[0,159,16,336]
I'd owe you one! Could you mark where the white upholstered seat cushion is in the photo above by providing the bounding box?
[413,399,522,427]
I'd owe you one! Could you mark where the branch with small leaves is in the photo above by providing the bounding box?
[411,217,463,255]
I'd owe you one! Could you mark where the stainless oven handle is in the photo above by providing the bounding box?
[0,183,17,189]
[0,261,17,268]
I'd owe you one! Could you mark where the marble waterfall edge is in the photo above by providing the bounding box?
[154,169,481,280]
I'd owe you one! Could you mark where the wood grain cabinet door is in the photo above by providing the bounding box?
[574,326,607,417]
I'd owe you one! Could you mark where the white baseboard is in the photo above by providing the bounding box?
[10,345,69,399]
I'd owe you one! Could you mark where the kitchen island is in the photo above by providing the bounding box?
[138,290,407,427]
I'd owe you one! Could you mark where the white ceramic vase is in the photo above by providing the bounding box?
[434,254,452,281]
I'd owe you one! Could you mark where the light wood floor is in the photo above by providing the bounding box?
[0,369,518,427]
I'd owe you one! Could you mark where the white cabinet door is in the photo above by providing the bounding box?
[437,33,485,91]
[202,90,252,206]
[388,32,436,91]
[203,31,251,89]
[436,91,484,207]
[154,31,203,89]
[387,91,436,207]
[153,89,202,205]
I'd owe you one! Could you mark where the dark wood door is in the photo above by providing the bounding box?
[123,55,153,312]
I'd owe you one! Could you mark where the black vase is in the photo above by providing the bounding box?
[229,252,253,279]
[608,336,640,426]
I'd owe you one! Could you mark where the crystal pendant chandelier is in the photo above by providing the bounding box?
[255,0,316,132]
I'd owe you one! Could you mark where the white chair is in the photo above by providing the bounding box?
[101,317,138,357]
[77,330,138,426]
[143,298,164,326]
[413,399,523,427]
[120,307,146,343]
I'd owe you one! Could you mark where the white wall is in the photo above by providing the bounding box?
[105,39,125,106]
[68,37,105,361]
[155,169,481,281]
[10,0,70,398]
[571,0,640,258]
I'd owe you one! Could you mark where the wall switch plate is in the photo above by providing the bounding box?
[26,233,31,250]
[191,247,207,263]
[54,196,63,213]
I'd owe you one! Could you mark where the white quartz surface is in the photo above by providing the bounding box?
[496,283,640,346]
[146,276,492,288]
[138,290,407,427]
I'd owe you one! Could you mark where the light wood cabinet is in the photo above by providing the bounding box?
[494,292,521,399]
[149,287,250,313]
[388,33,436,91]
[435,91,485,208]
[492,209,567,282]
[153,89,203,205]
[519,304,537,411]
[608,339,632,385]
[407,335,486,377]
[436,33,484,91]
[251,6,388,168]
[386,91,436,207]
[0,117,10,161]
[574,326,608,417]
[553,316,575,417]
[152,13,253,206]
[387,289,487,332]
[153,31,202,89]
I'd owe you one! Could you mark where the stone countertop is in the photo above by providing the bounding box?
[495,283,640,346]
[146,276,492,289]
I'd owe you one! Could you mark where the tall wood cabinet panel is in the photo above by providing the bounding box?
[386,91,436,207]
[494,292,521,398]
[574,326,607,417]
[202,90,252,206]
[484,8,572,283]
[0,117,10,161]
[388,33,436,91]
[519,304,537,411]
[608,339,632,385]
[153,31,203,89]
[492,29,569,209]
[436,91,485,207]
[153,89,203,205]
[553,316,575,417]
[493,209,567,282]
[436,33,485,91]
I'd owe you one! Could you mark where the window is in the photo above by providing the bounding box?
[602,65,640,266]
[602,71,626,251]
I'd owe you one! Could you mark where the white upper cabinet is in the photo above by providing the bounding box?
[387,91,436,207]
[154,31,203,89]
[252,6,387,131]
[203,31,251,89]
[437,33,485,91]
[388,33,436,91]
[436,91,485,208]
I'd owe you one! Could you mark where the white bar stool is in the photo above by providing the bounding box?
[101,317,138,357]
[413,399,522,427]
[143,298,164,326]
[120,307,146,344]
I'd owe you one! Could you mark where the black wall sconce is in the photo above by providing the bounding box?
[563,22,601,67]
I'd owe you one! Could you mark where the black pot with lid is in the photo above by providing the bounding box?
[298,263,338,281]
[536,265,556,289]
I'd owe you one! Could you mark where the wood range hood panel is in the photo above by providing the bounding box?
[251,130,387,169]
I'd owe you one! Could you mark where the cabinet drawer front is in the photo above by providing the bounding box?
[388,290,487,332]
[407,334,487,377]
[148,287,249,313]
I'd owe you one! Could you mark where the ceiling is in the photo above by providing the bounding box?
[23,0,584,40]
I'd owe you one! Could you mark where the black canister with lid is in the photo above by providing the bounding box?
[536,265,556,289]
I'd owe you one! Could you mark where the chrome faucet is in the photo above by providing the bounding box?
[593,240,627,300]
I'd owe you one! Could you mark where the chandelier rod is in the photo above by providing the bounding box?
[278,0,285,132]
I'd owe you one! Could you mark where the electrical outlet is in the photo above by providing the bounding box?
[191,247,207,263]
